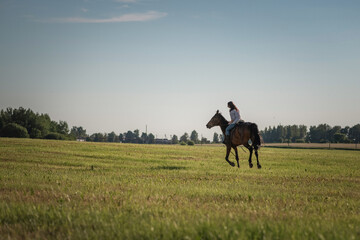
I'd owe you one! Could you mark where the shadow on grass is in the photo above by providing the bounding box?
[151,166,187,170]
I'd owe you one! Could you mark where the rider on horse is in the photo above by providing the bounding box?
[223,101,243,145]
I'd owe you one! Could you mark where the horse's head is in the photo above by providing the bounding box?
[206,110,225,129]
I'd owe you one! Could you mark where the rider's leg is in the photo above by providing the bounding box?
[223,123,236,144]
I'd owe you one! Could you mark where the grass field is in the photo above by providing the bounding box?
[0,138,359,239]
[264,142,360,150]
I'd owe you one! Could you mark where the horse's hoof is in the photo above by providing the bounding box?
[257,164,262,169]
[229,162,235,167]
[249,163,253,168]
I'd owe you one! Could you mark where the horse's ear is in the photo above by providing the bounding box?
[216,110,219,114]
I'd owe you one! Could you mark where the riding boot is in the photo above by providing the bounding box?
[222,135,230,145]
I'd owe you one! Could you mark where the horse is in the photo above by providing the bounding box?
[206,110,262,169]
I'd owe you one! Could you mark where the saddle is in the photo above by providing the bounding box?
[230,121,249,134]
[236,120,246,126]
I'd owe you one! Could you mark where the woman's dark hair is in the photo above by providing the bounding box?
[227,101,238,111]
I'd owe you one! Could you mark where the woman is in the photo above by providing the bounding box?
[223,101,242,144]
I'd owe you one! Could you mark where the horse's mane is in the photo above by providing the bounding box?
[218,113,229,126]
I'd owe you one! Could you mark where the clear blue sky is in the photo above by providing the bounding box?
[1,0,360,139]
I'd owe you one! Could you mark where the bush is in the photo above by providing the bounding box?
[45,132,67,140]
[0,123,29,138]
[180,141,187,145]
[30,128,43,139]
[295,139,305,143]
[187,140,195,146]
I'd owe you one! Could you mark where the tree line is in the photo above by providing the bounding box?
[85,129,211,145]
[0,107,72,140]
[1,107,359,144]
[0,107,211,145]
[261,124,360,143]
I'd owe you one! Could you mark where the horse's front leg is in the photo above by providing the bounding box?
[225,145,235,167]
[233,146,240,168]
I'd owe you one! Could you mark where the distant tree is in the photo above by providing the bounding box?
[119,133,124,142]
[50,121,58,133]
[91,133,106,142]
[141,132,148,144]
[171,135,179,144]
[0,117,4,131]
[201,137,210,144]
[340,126,350,136]
[187,140,195,146]
[180,132,189,143]
[290,125,299,142]
[0,123,29,138]
[107,131,117,142]
[1,107,31,128]
[148,133,155,144]
[213,133,219,143]
[286,126,292,142]
[49,120,69,135]
[277,125,285,142]
[299,125,307,140]
[30,128,42,139]
[308,124,331,143]
[349,124,360,143]
[261,124,307,143]
[30,114,51,138]
[190,130,199,144]
[328,126,341,143]
[0,107,64,139]
[70,126,87,139]
[132,129,141,143]
[125,131,135,143]
[57,121,69,135]
[134,129,140,137]
[219,134,224,143]
[87,133,104,142]
[333,133,347,143]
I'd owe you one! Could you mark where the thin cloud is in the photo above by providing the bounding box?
[46,11,167,23]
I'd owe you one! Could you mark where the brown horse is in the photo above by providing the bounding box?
[206,110,262,169]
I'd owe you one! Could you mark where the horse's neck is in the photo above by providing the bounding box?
[220,125,227,136]
[219,114,228,135]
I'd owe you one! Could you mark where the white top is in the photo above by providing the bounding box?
[230,109,241,123]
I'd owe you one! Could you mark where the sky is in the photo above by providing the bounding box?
[1,0,360,140]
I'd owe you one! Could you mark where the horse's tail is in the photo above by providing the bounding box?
[250,123,261,150]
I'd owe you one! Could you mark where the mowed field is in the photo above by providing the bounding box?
[0,138,359,240]
[264,142,360,150]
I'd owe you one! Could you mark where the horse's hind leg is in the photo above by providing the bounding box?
[254,146,261,169]
[233,147,240,168]
[244,143,253,168]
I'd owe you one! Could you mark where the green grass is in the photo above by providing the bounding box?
[0,138,359,239]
